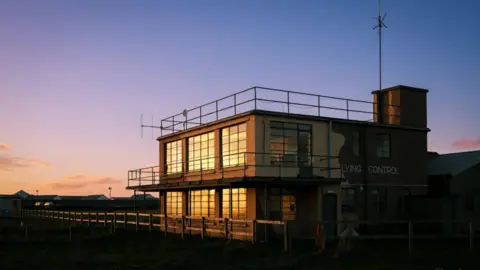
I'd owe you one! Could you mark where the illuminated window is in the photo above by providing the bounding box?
[166,191,183,216]
[188,132,215,171]
[375,134,390,158]
[165,140,183,174]
[189,189,215,217]
[222,123,247,167]
[269,121,311,166]
[269,188,296,220]
[222,188,247,219]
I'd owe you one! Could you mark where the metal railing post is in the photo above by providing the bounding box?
[287,92,290,113]
[317,95,321,116]
[234,94,237,114]
[254,87,257,109]
[346,100,349,119]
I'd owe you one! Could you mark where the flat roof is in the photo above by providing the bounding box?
[371,85,429,94]
[157,109,429,141]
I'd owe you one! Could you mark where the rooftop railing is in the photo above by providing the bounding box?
[156,86,400,137]
[127,152,341,188]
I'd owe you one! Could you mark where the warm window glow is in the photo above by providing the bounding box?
[222,123,247,167]
[166,191,183,216]
[189,189,215,217]
[222,188,247,219]
[165,140,183,174]
[269,121,311,166]
[269,188,296,221]
[188,132,215,171]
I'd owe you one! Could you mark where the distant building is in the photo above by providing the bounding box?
[0,195,22,217]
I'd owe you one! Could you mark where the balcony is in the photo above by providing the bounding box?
[127,152,342,190]
[154,86,400,138]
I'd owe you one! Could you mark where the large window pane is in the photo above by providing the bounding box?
[222,188,247,219]
[188,132,215,171]
[222,123,247,168]
[189,189,215,217]
[269,121,311,166]
[166,191,183,216]
[165,140,183,174]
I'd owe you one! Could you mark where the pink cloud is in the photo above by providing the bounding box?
[0,155,52,171]
[0,144,9,151]
[49,176,121,190]
[452,136,480,150]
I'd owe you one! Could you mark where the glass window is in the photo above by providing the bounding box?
[165,140,183,174]
[189,189,215,217]
[353,131,360,156]
[188,132,215,171]
[166,191,183,216]
[222,188,247,220]
[269,121,311,166]
[222,123,247,167]
[269,188,296,221]
[375,134,390,158]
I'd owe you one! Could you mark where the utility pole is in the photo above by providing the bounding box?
[373,0,388,91]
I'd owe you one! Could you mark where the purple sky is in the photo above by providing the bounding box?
[1,0,479,196]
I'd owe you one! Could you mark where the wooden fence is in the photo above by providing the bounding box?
[21,209,291,251]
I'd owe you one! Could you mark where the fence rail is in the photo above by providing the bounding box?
[21,210,479,254]
[22,209,291,252]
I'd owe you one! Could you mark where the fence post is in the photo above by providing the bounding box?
[135,213,139,232]
[470,220,474,250]
[164,216,168,236]
[181,216,185,240]
[149,214,153,232]
[104,213,107,227]
[73,212,76,227]
[284,221,289,253]
[95,213,99,227]
[224,218,228,241]
[201,217,205,240]
[408,220,413,256]
[252,220,256,244]
[113,213,117,232]
[87,213,91,227]
[124,213,127,228]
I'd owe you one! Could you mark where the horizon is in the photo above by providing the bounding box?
[1,0,479,196]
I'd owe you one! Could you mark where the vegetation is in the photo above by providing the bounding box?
[0,218,476,269]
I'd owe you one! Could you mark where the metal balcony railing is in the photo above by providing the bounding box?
[157,86,401,137]
[127,152,342,188]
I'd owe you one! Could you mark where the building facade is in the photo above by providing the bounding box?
[127,85,429,238]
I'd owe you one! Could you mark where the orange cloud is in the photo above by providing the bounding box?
[0,155,52,171]
[49,176,121,190]
[452,136,480,150]
[0,144,9,151]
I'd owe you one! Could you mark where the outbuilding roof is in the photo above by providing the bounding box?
[427,150,480,177]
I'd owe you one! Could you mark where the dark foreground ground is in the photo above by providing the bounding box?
[0,217,479,270]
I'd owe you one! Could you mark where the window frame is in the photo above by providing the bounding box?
[164,140,183,175]
[375,133,391,158]
[222,188,247,220]
[221,123,247,168]
[269,121,312,166]
[187,131,215,172]
[166,191,183,216]
[352,131,360,156]
[189,189,215,217]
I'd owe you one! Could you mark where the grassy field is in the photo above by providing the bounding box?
[0,217,478,269]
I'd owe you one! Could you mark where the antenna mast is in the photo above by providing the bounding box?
[373,0,387,91]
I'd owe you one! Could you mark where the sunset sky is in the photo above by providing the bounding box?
[1,0,479,197]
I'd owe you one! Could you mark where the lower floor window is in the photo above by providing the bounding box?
[166,191,183,216]
[269,188,296,221]
[189,189,215,217]
[222,188,247,219]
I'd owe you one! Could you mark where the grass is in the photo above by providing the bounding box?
[0,218,478,269]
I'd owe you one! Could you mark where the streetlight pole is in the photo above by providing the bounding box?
[108,187,112,199]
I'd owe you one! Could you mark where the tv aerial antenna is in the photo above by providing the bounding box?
[140,113,162,139]
[373,0,388,92]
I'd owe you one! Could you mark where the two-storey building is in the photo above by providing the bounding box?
[127,85,429,239]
